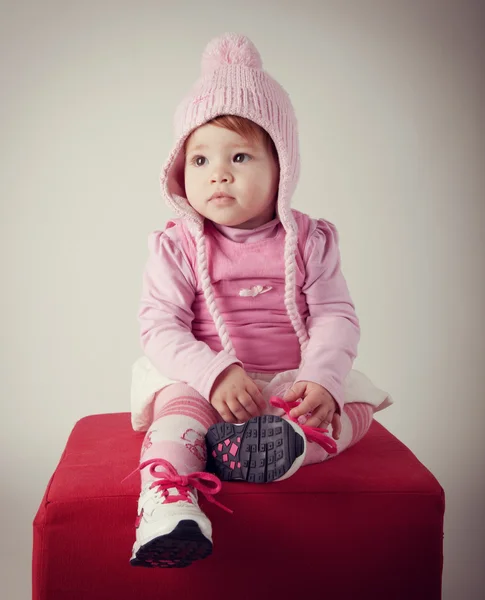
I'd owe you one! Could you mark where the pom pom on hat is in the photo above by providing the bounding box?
[201,33,263,75]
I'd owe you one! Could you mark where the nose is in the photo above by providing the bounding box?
[210,165,234,184]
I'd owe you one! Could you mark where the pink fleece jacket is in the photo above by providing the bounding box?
[138,209,360,414]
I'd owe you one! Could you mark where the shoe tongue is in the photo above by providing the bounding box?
[167,485,187,495]
[161,484,196,503]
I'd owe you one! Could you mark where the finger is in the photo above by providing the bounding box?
[284,382,307,402]
[227,397,254,423]
[238,391,261,418]
[247,381,266,412]
[212,397,239,424]
[331,413,342,440]
[217,405,239,424]
[289,393,321,419]
[305,406,333,429]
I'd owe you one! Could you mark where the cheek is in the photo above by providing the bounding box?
[269,170,279,196]
[184,169,202,199]
[246,167,278,201]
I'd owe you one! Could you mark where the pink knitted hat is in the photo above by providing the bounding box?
[160,33,309,357]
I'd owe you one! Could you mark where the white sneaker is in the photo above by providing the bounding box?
[130,459,216,568]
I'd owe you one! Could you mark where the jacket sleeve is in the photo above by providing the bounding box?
[295,219,360,414]
[138,225,241,400]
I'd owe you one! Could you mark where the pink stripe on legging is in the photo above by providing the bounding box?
[158,396,217,414]
[345,403,373,446]
[155,399,219,430]
[357,404,368,442]
[162,396,208,407]
[155,393,215,409]
[156,396,212,414]
[155,408,218,431]
[353,404,364,441]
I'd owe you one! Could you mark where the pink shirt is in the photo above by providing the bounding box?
[138,210,360,413]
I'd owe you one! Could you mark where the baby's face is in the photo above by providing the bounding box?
[184,123,279,229]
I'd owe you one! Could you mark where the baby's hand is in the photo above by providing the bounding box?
[284,381,341,440]
[210,364,266,423]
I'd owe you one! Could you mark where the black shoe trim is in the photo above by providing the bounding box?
[130,520,212,568]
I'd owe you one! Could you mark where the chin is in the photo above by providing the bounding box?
[214,217,246,228]
[207,212,245,227]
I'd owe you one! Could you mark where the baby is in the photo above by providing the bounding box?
[129,33,392,568]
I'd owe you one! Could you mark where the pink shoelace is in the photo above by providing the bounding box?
[269,396,338,454]
[138,458,233,514]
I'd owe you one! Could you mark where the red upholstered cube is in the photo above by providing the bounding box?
[33,413,444,600]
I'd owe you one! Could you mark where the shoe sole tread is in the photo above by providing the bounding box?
[206,416,304,483]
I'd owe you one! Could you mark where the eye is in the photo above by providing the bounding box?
[191,156,207,167]
[233,153,251,163]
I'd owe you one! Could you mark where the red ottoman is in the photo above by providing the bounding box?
[33,413,444,600]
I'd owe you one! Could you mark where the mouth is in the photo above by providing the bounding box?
[208,192,235,204]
